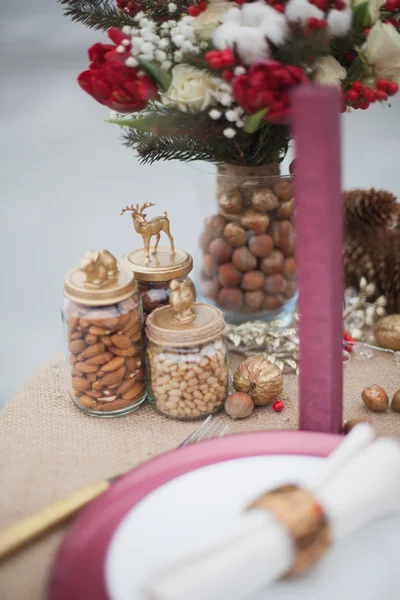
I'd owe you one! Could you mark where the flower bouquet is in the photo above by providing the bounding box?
[61,0,400,321]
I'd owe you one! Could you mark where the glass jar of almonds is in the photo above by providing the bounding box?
[146,278,228,420]
[62,249,146,416]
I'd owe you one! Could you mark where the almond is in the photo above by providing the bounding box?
[126,357,141,373]
[92,380,105,391]
[69,339,86,354]
[71,366,81,376]
[81,311,118,331]
[79,318,91,329]
[88,325,110,336]
[124,322,141,341]
[97,395,117,403]
[69,354,78,366]
[119,312,139,333]
[72,377,91,393]
[109,346,137,357]
[110,334,132,349]
[70,330,83,341]
[108,380,123,389]
[117,312,134,330]
[101,356,125,372]
[85,351,114,365]
[79,395,99,409]
[75,362,98,374]
[87,373,97,383]
[86,390,102,399]
[99,366,126,386]
[116,378,138,395]
[85,333,98,345]
[68,315,79,334]
[122,381,146,401]
[78,343,105,360]
[101,336,113,347]
[97,398,133,412]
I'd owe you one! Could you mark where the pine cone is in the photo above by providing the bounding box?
[344,188,398,236]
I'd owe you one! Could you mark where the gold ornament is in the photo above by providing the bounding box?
[169,279,196,324]
[361,384,388,412]
[344,278,386,341]
[120,202,175,262]
[374,315,400,351]
[233,355,283,406]
[79,250,118,286]
[224,392,254,419]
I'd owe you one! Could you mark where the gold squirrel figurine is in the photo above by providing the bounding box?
[120,202,175,262]
[170,279,196,324]
[79,250,118,286]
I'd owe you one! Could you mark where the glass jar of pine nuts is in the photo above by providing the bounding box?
[146,279,228,420]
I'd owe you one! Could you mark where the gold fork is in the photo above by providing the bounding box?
[0,417,228,561]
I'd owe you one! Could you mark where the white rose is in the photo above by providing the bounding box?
[313,56,347,87]
[194,2,236,41]
[161,65,219,112]
[363,22,400,83]
[351,0,385,23]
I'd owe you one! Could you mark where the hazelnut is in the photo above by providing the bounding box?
[260,251,284,274]
[225,392,254,419]
[273,179,293,202]
[244,290,264,312]
[218,190,243,215]
[218,263,242,288]
[241,210,270,234]
[224,222,247,248]
[232,247,257,272]
[217,288,243,311]
[242,271,264,290]
[199,231,211,253]
[263,295,284,311]
[248,234,273,258]
[200,279,220,300]
[264,274,285,295]
[283,280,297,299]
[204,214,227,239]
[391,390,400,412]
[282,258,296,279]
[270,220,294,251]
[209,238,233,264]
[277,198,295,219]
[252,188,279,212]
[343,417,371,434]
[361,384,388,412]
[202,254,218,278]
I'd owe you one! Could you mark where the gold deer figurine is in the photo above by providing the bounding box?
[169,279,196,324]
[120,202,175,262]
[79,250,118,286]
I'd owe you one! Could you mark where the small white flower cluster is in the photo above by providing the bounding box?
[162,15,201,62]
[209,76,245,138]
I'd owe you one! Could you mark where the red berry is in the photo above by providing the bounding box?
[209,57,223,69]
[206,50,219,61]
[199,0,208,10]
[273,400,285,412]
[362,27,371,36]
[387,82,399,96]
[351,80,363,92]
[223,69,233,81]
[359,100,369,110]
[188,5,201,16]
[377,79,389,91]
[362,87,376,102]
[221,49,235,67]
[274,3,285,12]
[346,89,359,103]
[375,89,387,101]
[335,0,346,9]
[385,0,397,9]
[344,51,357,62]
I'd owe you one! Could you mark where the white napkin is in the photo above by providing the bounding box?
[145,425,400,600]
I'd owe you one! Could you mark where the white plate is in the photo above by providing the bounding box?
[106,455,400,600]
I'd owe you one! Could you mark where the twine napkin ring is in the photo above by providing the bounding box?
[247,484,331,576]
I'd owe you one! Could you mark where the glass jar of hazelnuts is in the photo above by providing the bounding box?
[191,163,297,325]
[62,250,146,416]
[146,279,228,420]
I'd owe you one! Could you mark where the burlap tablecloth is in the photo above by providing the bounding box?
[1,350,400,600]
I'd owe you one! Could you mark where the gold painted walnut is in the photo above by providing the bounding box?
[121,201,175,262]
[233,355,283,406]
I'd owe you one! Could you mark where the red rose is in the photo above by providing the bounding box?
[232,61,308,123]
[78,28,158,113]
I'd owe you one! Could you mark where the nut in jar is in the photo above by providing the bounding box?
[146,278,228,420]
[63,250,146,416]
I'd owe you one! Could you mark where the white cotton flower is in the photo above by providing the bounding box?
[313,56,347,87]
[235,27,270,64]
[327,7,353,37]
[222,6,242,23]
[193,2,236,41]
[161,65,219,112]
[363,22,400,83]
[209,109,222,119]
[214,23,242,49]
[223,127,236,138]
[241,1,276,26]
[134,11,145,21]
[285,0,324,24]
[259,13,289,46]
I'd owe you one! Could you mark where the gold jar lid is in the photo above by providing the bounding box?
[146,279,225,347]
[64,250,137,306]
[121,246,193,282]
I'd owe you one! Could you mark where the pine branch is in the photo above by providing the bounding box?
[58,0,133,31]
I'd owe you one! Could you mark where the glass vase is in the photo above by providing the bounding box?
[190,162,297,324]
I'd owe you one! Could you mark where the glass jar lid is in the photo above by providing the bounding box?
[64,250,137,306]
[121,247,193,282]
[146,279,225,347]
